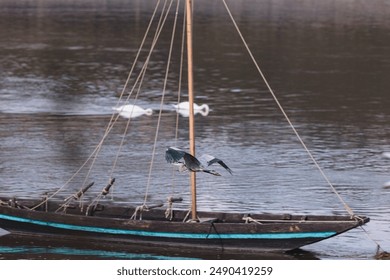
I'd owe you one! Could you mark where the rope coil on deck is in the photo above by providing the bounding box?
[242,216,263,225]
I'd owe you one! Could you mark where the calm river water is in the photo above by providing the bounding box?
[0,0,389,259]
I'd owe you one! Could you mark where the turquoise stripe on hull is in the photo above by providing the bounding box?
[0,214,336,240]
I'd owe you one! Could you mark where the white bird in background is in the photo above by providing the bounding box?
[165,146,233,176]
[173,102,210,117]
[382,152,390,188]
[113,104,153,119]
[382,152,390,159]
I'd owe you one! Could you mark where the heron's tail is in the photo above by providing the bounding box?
[202,169,221,176]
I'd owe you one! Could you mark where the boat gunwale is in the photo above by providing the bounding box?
[0,197,369,230]
[0,196,369,227]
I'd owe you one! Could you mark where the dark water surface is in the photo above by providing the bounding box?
[1,0,389,259]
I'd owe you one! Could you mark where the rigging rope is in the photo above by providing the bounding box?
[81,0,168,205]
[111,0,174,186]
[108,0,165,179]
[175,2,186,145]
[30,0,165,210]
[169,0,187,198]
[143,0,179,206]
[221,0,354,216]
[80,0,174,211]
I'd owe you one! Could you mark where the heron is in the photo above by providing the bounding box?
[165,147,232,176]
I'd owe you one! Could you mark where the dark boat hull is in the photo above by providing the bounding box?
[0,197,369,257]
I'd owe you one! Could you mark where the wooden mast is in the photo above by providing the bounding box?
[186,0,197,221]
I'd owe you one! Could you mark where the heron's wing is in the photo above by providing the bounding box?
[182,153,221,175]
[182,153,203,170]
[165,147,186,163]
[200,154,233,175]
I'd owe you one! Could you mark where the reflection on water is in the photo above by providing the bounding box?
[0,245,194,260]
[1,0,390,259]
[0,232,318,260]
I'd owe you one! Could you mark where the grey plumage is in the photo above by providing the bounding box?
[199,154,233,175]
[165,147,232,176]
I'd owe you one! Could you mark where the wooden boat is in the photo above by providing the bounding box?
[0,0,369,259]
[0,196,368,257]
